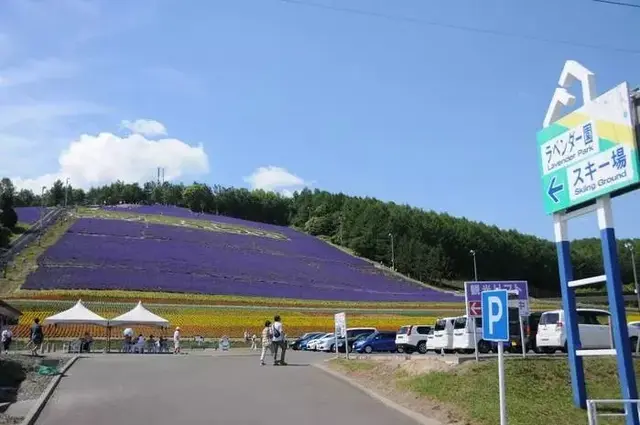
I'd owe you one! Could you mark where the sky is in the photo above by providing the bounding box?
[1,0,640,242]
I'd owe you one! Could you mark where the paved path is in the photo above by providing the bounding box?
[36,351,419,425]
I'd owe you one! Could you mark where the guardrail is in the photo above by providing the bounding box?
[587,399,640,425]
[0,207,63,262]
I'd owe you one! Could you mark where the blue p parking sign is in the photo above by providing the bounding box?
[482,290,509,342]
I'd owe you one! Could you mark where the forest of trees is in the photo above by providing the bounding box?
[1,177,639,297]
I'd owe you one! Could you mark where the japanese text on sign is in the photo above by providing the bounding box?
[540,121,596,175]
[569,145,633,201]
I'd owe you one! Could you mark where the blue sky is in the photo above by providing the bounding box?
[1,0,640,241]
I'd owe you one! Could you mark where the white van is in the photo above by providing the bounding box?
[432,316,457,353]
[452,315,486,354]
[395,324,433,354]
[536,308,612,353]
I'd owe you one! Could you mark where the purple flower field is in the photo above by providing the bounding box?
[15,207,46,225]
[24,209,463,302]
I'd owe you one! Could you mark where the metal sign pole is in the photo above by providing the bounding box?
[519,315,526,359]
[472,318,479,362]
[498,342,507,425]
[344,314,349,360]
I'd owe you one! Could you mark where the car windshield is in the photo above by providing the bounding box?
[397,326,410,335]
[434,320,447,331]
[540,313,560,325]
[454,318,467,329]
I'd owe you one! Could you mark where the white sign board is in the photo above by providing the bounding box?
[334,312,346,338]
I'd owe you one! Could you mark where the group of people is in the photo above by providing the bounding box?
[0,318,44,356]
[259,315,287,366]
[122,327,177,354]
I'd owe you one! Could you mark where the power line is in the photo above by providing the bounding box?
[592,0,640,9]
[279,0,640,54]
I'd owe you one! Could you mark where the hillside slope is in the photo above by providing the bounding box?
[17,206,463,303]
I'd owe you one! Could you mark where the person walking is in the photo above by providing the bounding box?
[250,333,258,350]
[1,327,13,352]
[260,320,272,366]
[271,315,287,366]
[29,318,44,356]
[173,326,181,354]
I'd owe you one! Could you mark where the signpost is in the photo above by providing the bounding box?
[465,281,529,361]
[538,82,640,215]
[482,289,509,425]
[541,60,639,425]
[334,312,347,359]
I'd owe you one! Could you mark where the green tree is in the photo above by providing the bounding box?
[183,184,212,212]
[49,180,65,206]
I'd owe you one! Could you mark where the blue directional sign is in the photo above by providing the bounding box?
[482,290,509,342]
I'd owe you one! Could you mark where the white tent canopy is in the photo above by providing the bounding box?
[109,301,169,327]
[43,299,109,326]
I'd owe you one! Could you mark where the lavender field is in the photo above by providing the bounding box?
[15,207,46,224]
[24,213,462,302]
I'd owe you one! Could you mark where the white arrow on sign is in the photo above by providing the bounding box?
[469,301,481,316]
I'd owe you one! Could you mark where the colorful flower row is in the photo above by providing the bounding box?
[10,301,639,340]
[8,290,469,309]
[9,305,440,338]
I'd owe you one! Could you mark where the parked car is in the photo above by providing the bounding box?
[525,312,543,353]
[290,332,325,350]
[354,331,398,353]
[536,308,612,353]
[426,330,437,352]
[395,324,432,354]
[315,333,340,352]
[432,317,457,353]
[453,316,490,354]
[337,333,370,353]
[307,333,333,351]
[628,321,640,353]
[491,307,528,353]
[336,327,377,353]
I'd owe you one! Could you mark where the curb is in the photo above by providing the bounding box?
[20,355,80,425]
[312,361,443,425]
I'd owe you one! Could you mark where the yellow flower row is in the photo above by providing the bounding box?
[10,289,466,309]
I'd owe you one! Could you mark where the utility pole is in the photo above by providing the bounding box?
[64,178,70,207]
[470,249,478,281]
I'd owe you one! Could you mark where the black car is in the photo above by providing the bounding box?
[491,307,527,353]
[525,312,543,353]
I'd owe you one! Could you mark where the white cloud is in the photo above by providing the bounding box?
[121,119,168,137]
[12,121,209,192]
[244,166,309,197]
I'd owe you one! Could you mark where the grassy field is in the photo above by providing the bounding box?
[76,207,287,239]
[333,358,640,425]
[407,358,640,425]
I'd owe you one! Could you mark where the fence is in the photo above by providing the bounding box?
[587,399,640,425]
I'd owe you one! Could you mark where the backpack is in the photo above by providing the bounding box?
[272,324,281,339]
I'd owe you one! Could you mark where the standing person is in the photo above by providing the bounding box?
[260,320,272,366]
[250,333,257,350]
[30,318,44,356]
[271,315,287,366]
[1,327,13,352]
[173,326,181,354]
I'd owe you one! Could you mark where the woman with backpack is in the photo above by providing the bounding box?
[271,315,287,366]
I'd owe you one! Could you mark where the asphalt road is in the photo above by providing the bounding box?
[36,350,419,425]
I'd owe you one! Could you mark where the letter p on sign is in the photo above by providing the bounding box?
[482,290,509,342]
